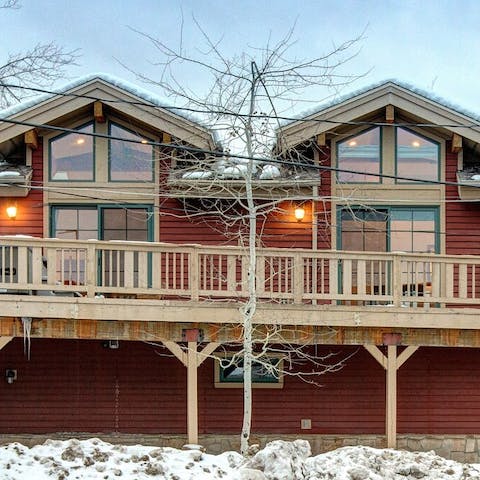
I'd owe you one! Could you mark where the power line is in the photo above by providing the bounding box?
[1,115,479,190]
[3,82,480,130]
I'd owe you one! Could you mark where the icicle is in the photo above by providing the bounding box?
[21,316,32,360]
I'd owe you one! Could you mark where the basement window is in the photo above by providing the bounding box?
[214,355,284,389]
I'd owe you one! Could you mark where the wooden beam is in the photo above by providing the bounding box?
[162,340,187,366]
[452,133,462,153]
[162,132,172,144]
[24,130,38,150]
[197,342,220,367]
[316,133,326,147]
[365,344,419,449]
[94,101,105,123]
[396,345,418,369]
[187,341,198,444]
[386,345,397,448]
[386,105,395,124]
[0,337,12,350]
[364,344,387,369]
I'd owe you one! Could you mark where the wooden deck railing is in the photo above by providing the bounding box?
[0,236,479,308]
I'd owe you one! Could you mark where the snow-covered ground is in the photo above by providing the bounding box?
[0,438,479,479]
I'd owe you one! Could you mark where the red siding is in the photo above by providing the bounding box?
[159,148,332,251]
[200,346,384,434]
[0,339,186,434]
[398,347,480,433]
[445,142,480,255]
[0,141,44,237]
[1,340,479,436]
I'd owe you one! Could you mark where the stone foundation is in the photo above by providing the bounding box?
[0,433,479,463]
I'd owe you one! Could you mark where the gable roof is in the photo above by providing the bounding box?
[0,73,217,149]
[278,80,480,149]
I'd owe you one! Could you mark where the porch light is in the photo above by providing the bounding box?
[5,369,16,384]
[6,202,17,219]
[294,206,305,222]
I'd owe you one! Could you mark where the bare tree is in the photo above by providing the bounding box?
[132,20,364,454]
[0,2,78,107]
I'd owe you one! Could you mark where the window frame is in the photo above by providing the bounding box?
[336,205,440,254]
[50,204,154,242]
[48,121,96,182]
[395,127,440,184]
[336,126,382,184]
[214,354,284,389]
[108,121,155,183]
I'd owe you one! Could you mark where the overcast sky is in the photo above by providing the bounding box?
[0,0,478,115]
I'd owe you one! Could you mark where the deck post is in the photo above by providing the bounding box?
[364,344,418,449]
[386,345,397,448]
[162,337,220,446]
[186,341,199,444]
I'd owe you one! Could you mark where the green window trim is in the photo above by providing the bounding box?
[395,127,440,184]
[108,121,155,183]
[336,126,382,184]
[214,355,284,389]
[336,205,440,254]
[48,121,96,182]
[50,204,154,242]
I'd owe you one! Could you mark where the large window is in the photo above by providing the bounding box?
[109,123,154,182]
[52,205,152,241]
[337,127,381,183]
[51,205,152,287]
[396,127,439,182]
[49,123,94,181]
[339,207,438,254]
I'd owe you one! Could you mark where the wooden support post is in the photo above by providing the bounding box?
[187,341,198,445]
[386,345,397,448]
[162,338,220,446]
[364,344,418,449]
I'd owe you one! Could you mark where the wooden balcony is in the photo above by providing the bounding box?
[1,236,480,342]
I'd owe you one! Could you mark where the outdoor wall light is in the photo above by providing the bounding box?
[5,369,17,384]
[6,202,17,219]
[294,206,305,222]
[102,340,119,349]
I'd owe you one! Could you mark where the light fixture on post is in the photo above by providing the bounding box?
[5,369,17,384]
[6,201,17,220]
[294,205,305,222]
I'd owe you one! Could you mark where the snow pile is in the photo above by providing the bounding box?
[0,438,243,480]
[304,445,478,480]
[0,438,479,479]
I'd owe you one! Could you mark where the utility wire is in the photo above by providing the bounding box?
[2,82,480,130]
[0,115,479,190]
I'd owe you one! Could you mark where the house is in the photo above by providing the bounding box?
[1,75,480,460]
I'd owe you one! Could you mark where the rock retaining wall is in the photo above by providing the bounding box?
[0,433,479,463]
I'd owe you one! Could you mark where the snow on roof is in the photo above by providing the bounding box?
[0,73,219,144]
[280,79,480,127]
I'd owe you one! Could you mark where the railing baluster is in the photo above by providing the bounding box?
[190,247,199,301]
